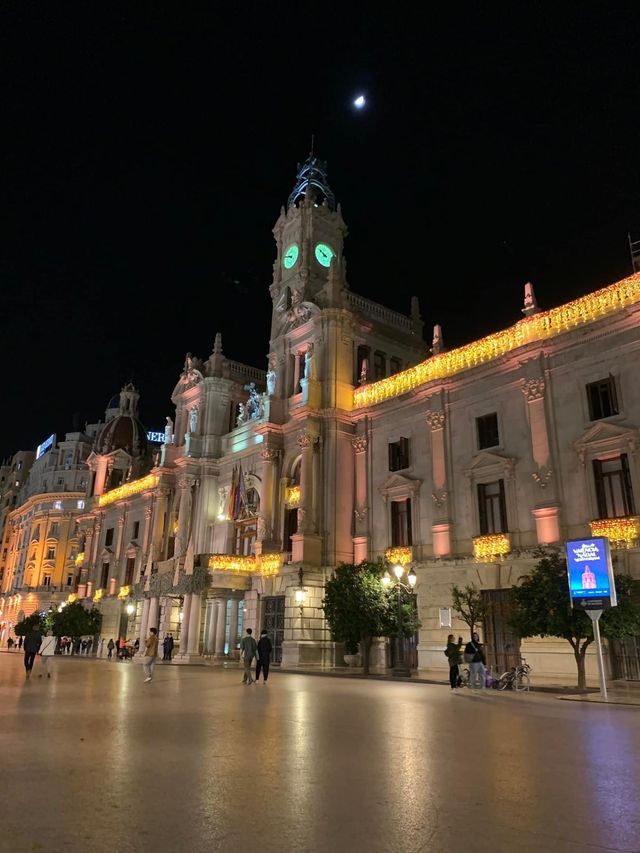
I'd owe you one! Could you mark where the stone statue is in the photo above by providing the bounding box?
[236,402,246,426]
[164,416,174,445]
[359,358,368,385]
[266,367,277,396]
[189,406,198,435]
[244,383,262,420]
[304,348,317,380]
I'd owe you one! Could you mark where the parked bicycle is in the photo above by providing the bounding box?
[496,658,532,691]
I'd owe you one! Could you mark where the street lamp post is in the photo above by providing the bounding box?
[383,564,417,678]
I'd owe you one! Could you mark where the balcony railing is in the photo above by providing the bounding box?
[589,516,640,549]
[385,546,413,566]
[472,533,511,563]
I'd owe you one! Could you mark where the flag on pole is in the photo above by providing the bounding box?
[234,465,247,520]
[227,466,238,519]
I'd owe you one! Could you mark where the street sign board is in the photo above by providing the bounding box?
[565,537,617,610]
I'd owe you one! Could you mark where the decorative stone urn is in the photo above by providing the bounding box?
[343,653,360,667]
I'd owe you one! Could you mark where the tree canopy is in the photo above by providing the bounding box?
[450,583,491,636]
[49,602,102,641]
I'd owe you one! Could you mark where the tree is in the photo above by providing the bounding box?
[450,583,491,637]
[509,551,640,690]
[323,561,420,674]
[13,611,51,637]
[50,602,102,646]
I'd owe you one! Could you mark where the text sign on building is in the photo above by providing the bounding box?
[36,433,56,459]
[146,431,165,444]
[565,537,617,610]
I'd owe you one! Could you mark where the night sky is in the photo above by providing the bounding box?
[2,4,639,457]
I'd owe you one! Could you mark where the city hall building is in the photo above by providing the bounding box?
[3,156,640,682]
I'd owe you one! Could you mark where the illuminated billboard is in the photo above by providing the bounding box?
[565,537,617,610]
[147,431,165,444]
[36,434,56,459]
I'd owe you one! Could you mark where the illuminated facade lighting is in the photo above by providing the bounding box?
[75,552,84,566]
[384,546,413,566]
[285,485,301,508]
[117,585,131,600]
[472,534,511,563]
[208,553,285,575]
[67,593,78,604]
[98,474,159,508]
[93,588,104,602]
[354,273,640,408]
[590,517,640,549]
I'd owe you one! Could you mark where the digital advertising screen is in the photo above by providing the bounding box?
[565,537,617,610]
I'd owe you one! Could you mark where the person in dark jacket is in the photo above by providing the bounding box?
[23,626,43,677]
[256,630,273,683]
[465,632,486,689]
[445,634,463,689]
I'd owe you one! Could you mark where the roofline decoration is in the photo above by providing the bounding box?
[98,473,159,508]
[353,273,640,409]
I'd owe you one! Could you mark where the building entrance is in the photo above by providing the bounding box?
[262,595,285,664]
[481,589,521,673]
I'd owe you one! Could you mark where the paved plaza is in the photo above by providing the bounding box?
[0,654,639,853]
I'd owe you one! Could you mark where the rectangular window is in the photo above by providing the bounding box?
[477,413,500,450]
[46,547,56,560]
[66,573,74,587]
[43,575,51,587]
[388,437,410,472]
[593,455,635,518]
[49,523,59,537]
[100,562,109,589]
[587,377,619,420]
[390,356,403,375]
[77,499,85,510]
[391,499,412,546]
[53,500,62,510]
[373,351,386,380]
[477,480,507,534]
[133,521,140,539]
[124,557,135,585]
[105,528,114,547]
[233,519,257,556]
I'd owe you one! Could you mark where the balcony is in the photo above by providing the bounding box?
[472,533,511,563]
[589,516,640,549]
[385,546,413,567]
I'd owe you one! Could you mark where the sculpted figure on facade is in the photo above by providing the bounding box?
[164,416,174,446]
[243,383,263,420]
[189,406,199,435]
[266,366,277,397]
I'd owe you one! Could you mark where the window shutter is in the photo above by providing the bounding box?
[498,479,508,533]
[621,454,636,515]
[592,459,607,518]
[406,498,413,546]
[477,484,487,534]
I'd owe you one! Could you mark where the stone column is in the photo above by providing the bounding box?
[352,435,370,562]
[228,598,240,657]
[175,477,193,559]
[140,502,153,580]
[187,593,201,655]
[214,598,227,657]
[522,377,560,544]
[426,410,452,556]
[180,593,192,652]
[148,597,159,631]
[114,515,126,586]
[258,448,279,551]
[139,597,151,643]
[205,598,219,654]
[297,431,314,534]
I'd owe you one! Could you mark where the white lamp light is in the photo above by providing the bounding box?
[382,571,391,587]
[126,603,135,616]
[393,563,404,580]
[295,588,306,605]
[408,567,417,588]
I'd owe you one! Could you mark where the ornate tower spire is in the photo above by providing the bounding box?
[287,155,336,211]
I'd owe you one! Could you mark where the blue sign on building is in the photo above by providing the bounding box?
[147,431,165,444]
[36,433,56,459]
[565,537,617,610]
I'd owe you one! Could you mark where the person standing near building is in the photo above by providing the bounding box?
[256,630,272,684]
[23,625,43,677]
[38,632,57,678]
[465,632,486,690]
[239,628,258,685]
[142,627,159,683]
[445,634,463,690]
[107,638,115,659]
[167,633,174,661]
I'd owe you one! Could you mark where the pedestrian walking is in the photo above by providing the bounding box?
[162,635,170,661]
[107,638,115,659]
[38,633,57,678]
[7,637,14,650]
[465,632,486,689]
[87,638,93,655]
[142,628,159,683]
[18,636,23,650]
[134,638,140,655]
[256,629,272,683]
[167,633,174,661]
[23,625,43,677]
[445,634,463,690]
[239,628,258,685]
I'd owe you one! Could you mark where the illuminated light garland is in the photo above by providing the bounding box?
[354,273,640,408]
[590,517,640,549]
[473,534,511,563]
[93,588,104,602]
[285,485,301,508]
[385,546,413,566]
[117,585,131,600]
[208,552,285,575]
[75,552,84,566]
[67,593,78,604]
[98,474,159,507]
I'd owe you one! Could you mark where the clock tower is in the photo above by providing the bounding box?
[269,155,348,339]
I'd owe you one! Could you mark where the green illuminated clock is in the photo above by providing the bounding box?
[283,244,299,269]
[314,242,335,268]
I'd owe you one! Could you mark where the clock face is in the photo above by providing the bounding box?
[314,242,335,268]
[283,244,299,270]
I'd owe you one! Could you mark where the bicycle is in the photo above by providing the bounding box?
[496,659,532,691]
